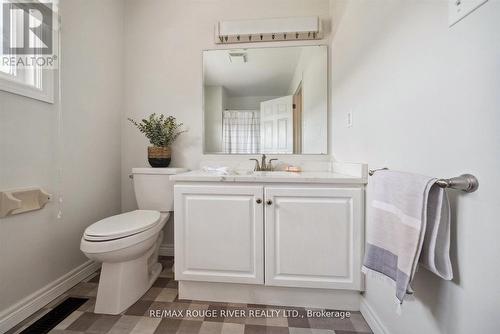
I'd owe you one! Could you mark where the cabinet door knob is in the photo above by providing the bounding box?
[256,199,262,204]
[266,200,273,205]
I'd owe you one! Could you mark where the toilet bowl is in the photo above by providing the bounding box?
[80,167,187,315]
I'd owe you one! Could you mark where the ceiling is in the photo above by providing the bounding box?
[203,47,304,97]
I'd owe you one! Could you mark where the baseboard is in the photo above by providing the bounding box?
[159,243,174,256]
[360,298,389,334]
[0,260,100,333]
[180,281,361,311]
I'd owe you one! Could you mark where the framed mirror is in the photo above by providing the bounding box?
[203,45,327,155]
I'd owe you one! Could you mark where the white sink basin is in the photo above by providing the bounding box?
[229,170,253,176]
[246,171,300,177]
[171,169,365,185]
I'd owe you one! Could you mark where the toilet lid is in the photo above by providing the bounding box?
[84,210,161,241]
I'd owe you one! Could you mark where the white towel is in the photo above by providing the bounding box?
[362,170,453,305]
[420,185,453,280]
[201,166,231,175]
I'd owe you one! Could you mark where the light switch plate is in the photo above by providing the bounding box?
[449,0,488,27]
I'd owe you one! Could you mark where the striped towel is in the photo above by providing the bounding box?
[362,170,453,304]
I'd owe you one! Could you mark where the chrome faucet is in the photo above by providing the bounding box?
[250,154,278,171]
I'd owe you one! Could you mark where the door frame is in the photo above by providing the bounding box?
[293,83,303,154]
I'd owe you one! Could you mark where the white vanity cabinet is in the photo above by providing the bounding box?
[174,185,264,284]
[264,187,363,290]
[174,182,364,291]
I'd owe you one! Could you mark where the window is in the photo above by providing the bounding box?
[0,1,55,103]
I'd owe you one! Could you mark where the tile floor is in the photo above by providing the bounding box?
[7,257,372,334]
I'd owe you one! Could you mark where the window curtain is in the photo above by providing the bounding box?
[222,110,260,154]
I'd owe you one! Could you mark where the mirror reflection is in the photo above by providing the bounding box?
[203,45,327,155]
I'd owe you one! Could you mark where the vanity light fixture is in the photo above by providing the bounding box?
[215,16,321,44]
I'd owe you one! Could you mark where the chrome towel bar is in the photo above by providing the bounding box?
[368,168,479,193]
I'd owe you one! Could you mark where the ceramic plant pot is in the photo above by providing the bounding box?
[148,146,171,167]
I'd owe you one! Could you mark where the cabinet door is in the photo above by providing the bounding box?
[175,185,264,284]
[265,187,363,290]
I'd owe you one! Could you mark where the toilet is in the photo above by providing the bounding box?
[80,167,187,315]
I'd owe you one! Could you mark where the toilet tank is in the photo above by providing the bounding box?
[132,167,188,212]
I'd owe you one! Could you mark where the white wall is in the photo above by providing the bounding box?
[204,85,227,153]
[122,0,333,250]
[226,96,279,110]
[0,0,124,320]
[330,1,500,333]
[289,47,328,153]
[122,0,332,209]
[302,49,327,153]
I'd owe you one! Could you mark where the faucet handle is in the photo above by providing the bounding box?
[249,158,260,171]
[268,158,278,171]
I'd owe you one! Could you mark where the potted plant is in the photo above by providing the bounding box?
[128,113,187,167]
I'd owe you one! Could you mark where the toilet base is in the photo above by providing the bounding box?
[94,232,164,315]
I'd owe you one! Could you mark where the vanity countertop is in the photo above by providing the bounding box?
[170,170,367,184]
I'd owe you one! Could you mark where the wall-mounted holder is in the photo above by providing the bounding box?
[215,16,321,44]
[0,188,52,218]
[369,168,479,193]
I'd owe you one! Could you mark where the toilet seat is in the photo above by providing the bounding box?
[84,210,161,241]
[81,212,169,255]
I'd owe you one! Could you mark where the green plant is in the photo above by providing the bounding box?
[128,113,187,147]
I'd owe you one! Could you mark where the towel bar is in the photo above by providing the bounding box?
[368,168,479,193]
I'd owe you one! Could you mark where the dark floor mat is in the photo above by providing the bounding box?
[20,297,88,334]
